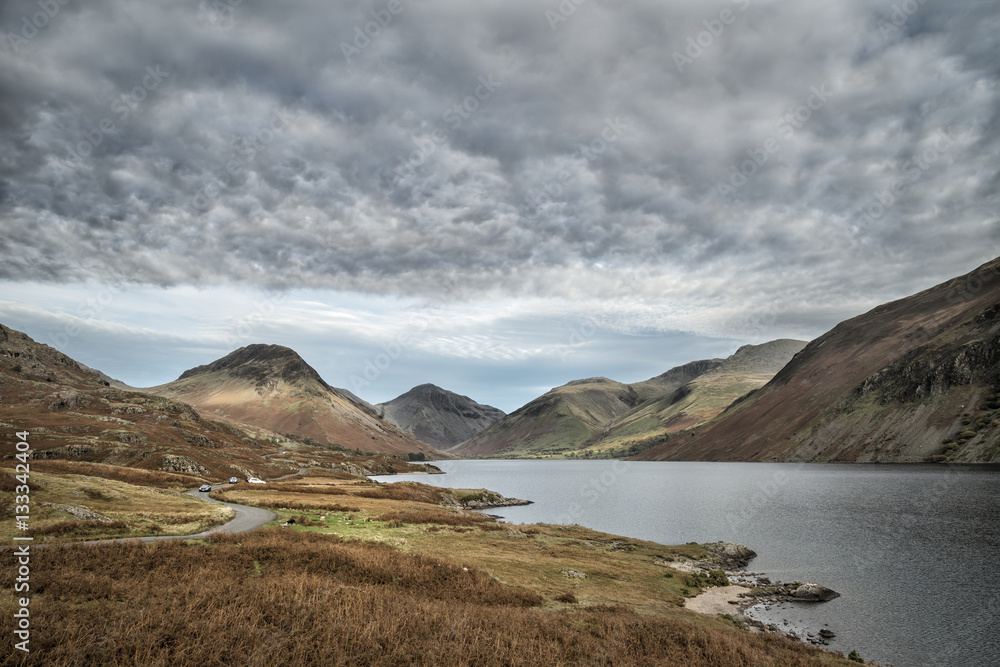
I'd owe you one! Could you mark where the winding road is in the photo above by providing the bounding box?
[85,465,309,545]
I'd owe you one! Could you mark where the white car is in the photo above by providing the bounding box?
[246,477,266,484]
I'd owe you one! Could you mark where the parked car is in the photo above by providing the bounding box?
[198,484,212,492]
[246,477,266,484]
[229,477,239,484]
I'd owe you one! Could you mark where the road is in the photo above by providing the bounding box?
[85,467,308,545]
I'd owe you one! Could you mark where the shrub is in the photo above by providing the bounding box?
[848,649,864,663]
[555,591,578,604]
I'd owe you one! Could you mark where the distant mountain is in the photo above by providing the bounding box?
[0,323,284,479]
[600,340,807,452]
[450,377,643,458]
[634,256,1000,463]
[375,384,504,449]
[146,344,439,457]
[451,341,806,459]
[628,359,726,402]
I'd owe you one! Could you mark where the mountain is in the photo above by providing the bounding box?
[375,384,505,449]
[627,358,727,402]
[451,340,806,459]
[145,344,440,457]
[0,323,288,479]
[635,257,1000,463]
[449,377,643,457]
[598,340,807,452]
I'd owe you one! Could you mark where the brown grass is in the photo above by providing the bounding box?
[28,520,132,537]
[374,509,494,527]
[30,460,202,488]
[353,481,445,504]
[0,529,850,666]
[236,497,361,513]
[301,469,361,480]
[262,483,348,495]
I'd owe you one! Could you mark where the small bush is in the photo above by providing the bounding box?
[555,591,578,604]
[848,649,864,663]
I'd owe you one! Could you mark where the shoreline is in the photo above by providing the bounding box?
[678,554,841,648]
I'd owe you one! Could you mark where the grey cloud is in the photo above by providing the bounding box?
[0,0,997,322]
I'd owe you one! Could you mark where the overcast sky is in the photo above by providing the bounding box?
[1,0,997,412]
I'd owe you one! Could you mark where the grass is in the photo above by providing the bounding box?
[0,466,859,665]
[0,468,233,542]
[0,528,856,666]
[29,460,204,489]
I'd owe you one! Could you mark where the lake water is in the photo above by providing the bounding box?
[371,460,1000,667]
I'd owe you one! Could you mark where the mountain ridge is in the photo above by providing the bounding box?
[146,345,440,457]
[634,256,1000,463]
[376,384,505,449]
[450,340,805,458]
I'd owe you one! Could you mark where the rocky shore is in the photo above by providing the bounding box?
[675,543,840,647]
[441,488,533,510]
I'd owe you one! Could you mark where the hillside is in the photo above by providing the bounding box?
[451,341,805,459]
[597,340,807,454]
[0,322,293,480]
[450,377,644,458]
[145,345,440,458]
[635,256,1000,463]
[376,384,505,448]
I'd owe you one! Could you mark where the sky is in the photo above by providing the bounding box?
[1,0,998,413]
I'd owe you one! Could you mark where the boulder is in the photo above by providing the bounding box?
[161,454,209,475]
[790,583,840,602]
[704,542,758,568]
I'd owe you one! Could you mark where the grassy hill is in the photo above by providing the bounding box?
[635,256,1000,463]
[451,342,805,459]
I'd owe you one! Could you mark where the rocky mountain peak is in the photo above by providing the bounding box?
[177,343,330,390]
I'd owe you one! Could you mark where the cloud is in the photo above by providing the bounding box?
[0,0,997,367]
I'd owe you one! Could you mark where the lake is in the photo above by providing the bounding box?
[371,460,1000,667]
